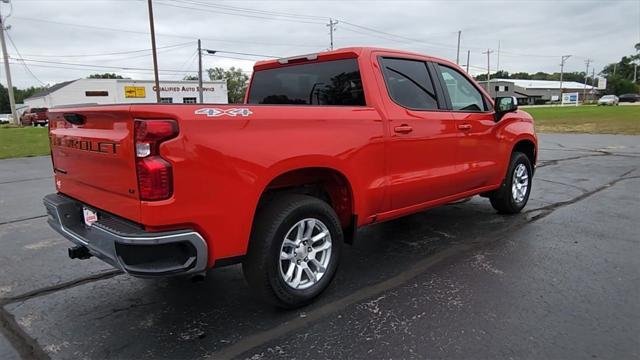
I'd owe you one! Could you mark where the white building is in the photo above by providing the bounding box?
[24,78,228,108]
[478,78,597,105]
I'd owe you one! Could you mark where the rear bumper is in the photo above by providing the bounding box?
[43,193,208,277]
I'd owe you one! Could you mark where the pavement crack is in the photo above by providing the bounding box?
[535,178,589,192]
[527,170,639,222]
[0,306,50,360]
[0,176,52,185]
[536,152,609,168]
[91,301,160,321]
[0,270,123,306]
[0,215,48,227]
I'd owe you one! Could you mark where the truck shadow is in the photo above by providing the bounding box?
[58,197,517,358]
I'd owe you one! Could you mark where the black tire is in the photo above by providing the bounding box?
[243,194,343,308]
[489,151,533,214]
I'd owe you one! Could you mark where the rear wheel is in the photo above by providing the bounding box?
[489,151,532,214]
[243,194,343,308]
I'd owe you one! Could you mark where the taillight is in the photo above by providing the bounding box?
[134,120,178,201]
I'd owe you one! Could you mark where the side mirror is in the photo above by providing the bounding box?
[494,96,518,122]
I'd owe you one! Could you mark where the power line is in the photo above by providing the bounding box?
[18,42,192,58]
[339,20,460,51]
[158,0,465,53]
[11,16,324,49]
[5,31,46,86]
[155,0,326,25]
[174,0,326,21]
[6,61,198,75]
[4,57,203,73]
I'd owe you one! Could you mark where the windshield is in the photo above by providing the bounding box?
[248,58,365,106]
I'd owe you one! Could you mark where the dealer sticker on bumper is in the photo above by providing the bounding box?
[83,207,98,227]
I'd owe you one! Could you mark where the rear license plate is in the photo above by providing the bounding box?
[83,207,98,226]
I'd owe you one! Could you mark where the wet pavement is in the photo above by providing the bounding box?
[0,133,639,359]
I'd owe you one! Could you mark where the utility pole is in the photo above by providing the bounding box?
[482,48,494,91]
[466,50,470,73]
[590,68,595,101]
[327,18,338,50]
[496,40,500,73]
[147,0,161,102]
[197,39,203,103]
[456,30,461,65]
[0,1,18,125]
[559,55,571,104]
[582,58,591,104]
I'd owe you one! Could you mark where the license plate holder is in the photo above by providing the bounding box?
[83,207,98,227]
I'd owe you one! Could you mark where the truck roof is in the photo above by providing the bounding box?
[254,46,457,71]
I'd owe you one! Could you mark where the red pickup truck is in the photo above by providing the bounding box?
[20,107,49,127]
[44,47,536,308]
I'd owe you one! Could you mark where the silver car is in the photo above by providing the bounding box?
[598,95,619,106]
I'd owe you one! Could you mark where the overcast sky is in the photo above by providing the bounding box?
[2,0,639,88]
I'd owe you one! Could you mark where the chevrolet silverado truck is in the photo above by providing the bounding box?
[44,47,536,308]
[20,107,49,127]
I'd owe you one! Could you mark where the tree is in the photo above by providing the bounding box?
[600,54,639,81]
[605,76,638,95]
[0,84,47,113]
[206,67,249,103]
[88,73,124,79]
[510,72,532,80]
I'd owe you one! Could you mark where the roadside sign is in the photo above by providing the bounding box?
[562,92,580,106]
[124,86,146,98]
[597,77,607,90]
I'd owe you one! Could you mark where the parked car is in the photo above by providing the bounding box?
[597,95,619,106]
[20,107,49,126]
[43,47,537,308]
[618,93,640,103]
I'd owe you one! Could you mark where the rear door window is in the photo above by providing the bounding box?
[380,57,439,110]
[437,65,488,112]
[248,58,365,106]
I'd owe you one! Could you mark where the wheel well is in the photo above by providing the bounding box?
[258,168,355,240]
[513,140,536,169]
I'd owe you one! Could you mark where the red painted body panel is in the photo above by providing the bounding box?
[47,47,537,268]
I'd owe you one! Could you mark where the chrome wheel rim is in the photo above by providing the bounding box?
[279,218,332,290]
[512,163,529,203]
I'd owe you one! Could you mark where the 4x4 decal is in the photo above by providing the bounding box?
[195,108,253,117]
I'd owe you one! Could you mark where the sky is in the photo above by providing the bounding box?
[2,0,639,88]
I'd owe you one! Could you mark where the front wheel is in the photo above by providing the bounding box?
[489,151,533,214]
[243,194,343,308]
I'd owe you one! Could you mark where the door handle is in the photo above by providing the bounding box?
[457,123,472,131]
[394,124,413,134]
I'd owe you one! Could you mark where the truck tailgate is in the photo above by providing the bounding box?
[48,105,141,222]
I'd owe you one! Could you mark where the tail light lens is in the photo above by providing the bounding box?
[134,120,178,201]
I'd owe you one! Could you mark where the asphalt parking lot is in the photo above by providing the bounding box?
[0,133,639,359]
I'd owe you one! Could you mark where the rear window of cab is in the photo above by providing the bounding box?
[247,58,365,106]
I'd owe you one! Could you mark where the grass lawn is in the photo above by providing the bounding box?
[524,105,640,135]
[0,106,638,159]
[0,127,50,159]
